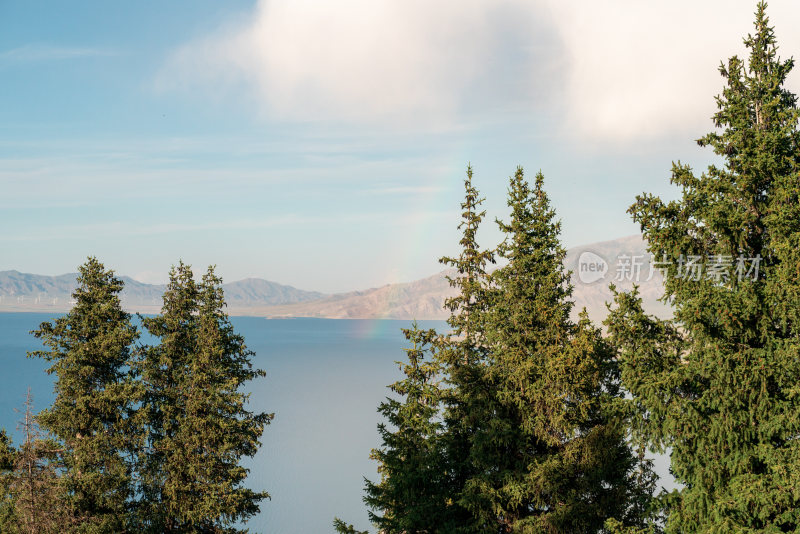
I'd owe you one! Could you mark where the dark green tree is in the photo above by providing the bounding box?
[609,3,800,531]
[31,257,140,532]
[436,164,497,533]
[0,429,14,531]
[138,263,271,532]
[332,517,369,534]
[362,323,460,533]
[466,168,653,532]
[136,261,197,531]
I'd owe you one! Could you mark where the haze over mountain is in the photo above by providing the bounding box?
[0,271,323,315]
[255,234,669,322]
[0,235,669,321]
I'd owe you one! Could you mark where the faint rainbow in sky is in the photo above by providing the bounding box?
[354,154,468,341]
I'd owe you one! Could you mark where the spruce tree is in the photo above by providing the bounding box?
[608,3,800,530]
[138,263,271,532]
[0,429,14,530]
[191,266,272,528]
[362,323,458,533]
[30,257,140,532]
[137,261,196,531]
[332,518,369,534]
[436,165,496,533]
[9,390,68,534]
[468,168,652,532]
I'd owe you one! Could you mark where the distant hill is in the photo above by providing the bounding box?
[563,234,670,321]
[221,278,324,309]
[250,270,457,320]
[256,234,670,322]
[0,271,324,314]
[0,235,671,321]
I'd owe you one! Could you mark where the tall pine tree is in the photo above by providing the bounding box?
[137,261,197,531]
[31,257,140,533]
[608,3,800,531]
[362,323,458,533]
[468,168,652,532]
[0,429,14,530]
[8,390,68,534]
[138,263,271,532]
[436,165,496,533]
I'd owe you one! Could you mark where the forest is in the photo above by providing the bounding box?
[2,3,800,533]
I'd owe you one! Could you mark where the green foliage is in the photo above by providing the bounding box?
[363,323,466,533]
[435,165,497,533]
[30,257,140,532]
[360,166,658,534]
[461,167,654,532]
[137,262,272,533]
[332,517,369,534]
[0,429,17,532]
[7,391,69,534]
[604,517,662,534]
[439,164,496,348]
[609,3,800,531]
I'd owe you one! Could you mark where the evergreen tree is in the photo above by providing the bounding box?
[467,168,652,532]
[30,257,140,532]
[436,165,496,533]
[332,517,369,534]
[363,323,458,533]
[138,263,271,532]
[8,390,68,534]
[609,3,800,530]
[137,261,198,531]
[0,429,14,530]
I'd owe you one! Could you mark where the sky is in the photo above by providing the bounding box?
[1,1,799,293]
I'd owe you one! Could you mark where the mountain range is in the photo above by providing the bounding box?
[0,271,323,315]
[0,235,670,321]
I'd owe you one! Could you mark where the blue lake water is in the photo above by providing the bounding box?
[0,312,443,533]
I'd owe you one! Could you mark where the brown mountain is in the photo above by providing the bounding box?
[256,234,670,321]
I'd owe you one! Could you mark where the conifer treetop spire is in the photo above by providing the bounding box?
[440,164,495,345]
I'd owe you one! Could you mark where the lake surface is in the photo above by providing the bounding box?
[0,313,442,533]
[0,313,674,533]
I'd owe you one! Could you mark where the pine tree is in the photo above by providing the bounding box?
[138,263,271,532]
[604,288,681,534]
[362,323,459,533]
[610,3,800,530]
[468,168,652,532]
[137,261,198,531]
[332,517,369,534]
[30,257,140,532]
[9,390,68,534]
[190,267,272,528]
[0,429,14,530]
[436,165,496,533]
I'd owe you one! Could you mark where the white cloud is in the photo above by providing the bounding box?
[548,0,800,141]
[160,0,800,141]
[158,0,553,126]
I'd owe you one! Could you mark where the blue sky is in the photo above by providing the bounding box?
[2,1,799,292]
